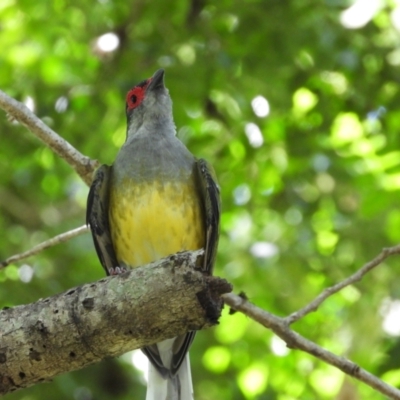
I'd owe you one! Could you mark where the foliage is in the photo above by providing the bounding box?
[1,0,400,399]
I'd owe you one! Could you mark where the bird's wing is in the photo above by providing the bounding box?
[86,164,118,276]
[195,158,221,274]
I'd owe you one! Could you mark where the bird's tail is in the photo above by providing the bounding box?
[145,353,193,400]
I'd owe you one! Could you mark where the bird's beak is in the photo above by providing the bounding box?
[148,69,165,91]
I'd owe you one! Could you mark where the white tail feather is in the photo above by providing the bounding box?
[145,339,193,400]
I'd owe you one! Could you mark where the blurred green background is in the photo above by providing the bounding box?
[1,0,400,399]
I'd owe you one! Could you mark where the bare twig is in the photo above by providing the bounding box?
[223,293,400,400]
[0,225,89,269]
[0,90,98,185]
[287,244,400,324]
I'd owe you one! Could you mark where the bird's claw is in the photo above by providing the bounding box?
[108,266,127,275]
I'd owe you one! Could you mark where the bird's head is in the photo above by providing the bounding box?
[125,69,174,138]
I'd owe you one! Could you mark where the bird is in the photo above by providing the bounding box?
[86,69,220,400]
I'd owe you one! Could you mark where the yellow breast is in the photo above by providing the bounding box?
[109,178,204,268]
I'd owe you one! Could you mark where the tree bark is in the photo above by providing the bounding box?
[0,250,231,395]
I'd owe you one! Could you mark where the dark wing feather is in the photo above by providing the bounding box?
[142,332,196,378]
[141,345,170,379]
[195,158,221,274]
[170,331,197,375]
[86,164,118,276]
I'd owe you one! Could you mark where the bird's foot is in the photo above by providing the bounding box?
[108,266,127,275]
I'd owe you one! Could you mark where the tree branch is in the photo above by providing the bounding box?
[0,90,98,185]
[287,244,400,324]
[223,293,400,400]
[2,243,399,398]
[0,225,89,269]
[223,244,400,400]
[0,250,231,395]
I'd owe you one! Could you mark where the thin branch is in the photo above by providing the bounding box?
[0,90,98,185]
[0,225,89,269]
[287,244,400,324]
[223,293,400,400]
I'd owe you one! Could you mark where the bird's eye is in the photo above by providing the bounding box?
[126,78,152,112]
[126,88,143,111]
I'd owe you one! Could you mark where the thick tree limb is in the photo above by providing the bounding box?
[0,225,89,269]
[0,250,231,395]
[0,90,98,185]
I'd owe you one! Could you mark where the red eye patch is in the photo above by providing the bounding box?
[126,78,152,111]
